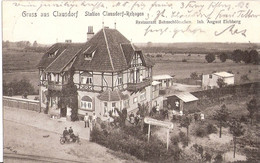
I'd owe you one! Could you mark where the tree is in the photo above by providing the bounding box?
[219,53,228,62]
[61,67,78,121]
[214,154,223,163]
[242,50,251,64]
[190,72,199,80]
[216,78,226,88]
[240,74,250,83]
[213,104,230,138]
[247,98,257,125]
[137,103,149,131]
[33,41,38,47]
[232,49,243,63]
[249,49,259,64]
[180,115,191,144]
[229,119,245,158]
[205,54,215,63]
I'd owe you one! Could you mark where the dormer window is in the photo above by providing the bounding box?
[84,50,96,60]
[48,50,58,58]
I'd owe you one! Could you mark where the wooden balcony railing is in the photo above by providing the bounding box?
[127,78,151,92]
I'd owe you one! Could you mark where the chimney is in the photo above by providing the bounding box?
[87,26,94,41]
[65,40,72,43]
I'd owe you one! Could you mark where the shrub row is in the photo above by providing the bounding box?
[91,125,182,162]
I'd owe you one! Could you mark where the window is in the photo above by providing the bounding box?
[86,77,92,84]
[140,91,146,101]
[55,74,59,83]
[209,75,212,79]
[84,50,96,60]
[48,50,58,58]
[81,72,93,85]
[124,100,130,108]
[81,96,92,110]
[111,102,118,116]
[118,76,123,85]
[104,102,108,117]
[133,97,138,104]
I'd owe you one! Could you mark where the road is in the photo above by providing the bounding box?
[3,120,125,163]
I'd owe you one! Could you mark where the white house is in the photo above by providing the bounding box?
[202,71,234,90]
[153,75,174,90]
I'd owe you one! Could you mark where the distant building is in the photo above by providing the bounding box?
[37,27,161,120]
[202,71,234,90]
[166,92,198,114]
[153,75,174,89]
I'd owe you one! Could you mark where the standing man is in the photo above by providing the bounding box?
[92,113,96,126]
[84,113,89,128]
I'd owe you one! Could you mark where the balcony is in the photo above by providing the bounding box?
[47,81,64,91]
[127,78,151,92]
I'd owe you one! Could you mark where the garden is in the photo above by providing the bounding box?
[90,83,259,162]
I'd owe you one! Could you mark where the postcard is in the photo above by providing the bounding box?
[2,0,260,162]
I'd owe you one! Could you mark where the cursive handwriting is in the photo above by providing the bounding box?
[144,25,168,36]
[144,24,205,38]
[214,24,247,37]
[172,25,205,38]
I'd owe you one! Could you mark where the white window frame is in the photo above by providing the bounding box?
[81,101,92,110]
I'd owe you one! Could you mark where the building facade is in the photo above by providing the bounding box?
[202,71,234,90]
[38,27,161,120]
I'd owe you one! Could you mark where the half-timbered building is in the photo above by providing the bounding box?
[38,27,162,120]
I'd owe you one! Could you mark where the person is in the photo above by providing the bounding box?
[135,113,140,125]
[68,127,73,135]
[84,113,89,128]
[89,115,93,131]
[63,127,69,141]
[129,112,135,124]
[92,113,96,125]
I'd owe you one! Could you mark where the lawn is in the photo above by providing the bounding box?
[2,49,259,92]
[151,53,259,84]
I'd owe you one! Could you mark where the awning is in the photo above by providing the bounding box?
[152,81,161,86]
[97,89,129,101]
[174,92,198,103]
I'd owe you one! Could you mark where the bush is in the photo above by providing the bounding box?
[240,115,248,123]
[219,53,228,62]
[195,127,207,137]
[206,123,217,134]
[205,54,216,63]
[171,135,180,145]
[190,72,199,80]
[3,78,36,96]
[240,74,250,82]
[91,125,182,162]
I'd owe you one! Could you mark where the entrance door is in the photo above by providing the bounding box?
[60,107,67,117]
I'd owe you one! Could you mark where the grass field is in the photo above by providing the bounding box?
[151,53,259,84]
[2,49,259,91]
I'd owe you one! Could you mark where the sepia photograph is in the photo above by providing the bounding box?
[2,0,260,162]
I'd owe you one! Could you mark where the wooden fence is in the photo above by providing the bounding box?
[3,96,40,112]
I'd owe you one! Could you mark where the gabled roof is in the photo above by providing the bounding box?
[213,72,234,78]
[45,44,83,73]
[37,43,83,69]
[97,89,129,101]
[38,28,154,73]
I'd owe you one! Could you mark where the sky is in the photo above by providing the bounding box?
[3,0,260,44]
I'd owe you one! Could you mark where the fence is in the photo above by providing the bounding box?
[3,96,40,112]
